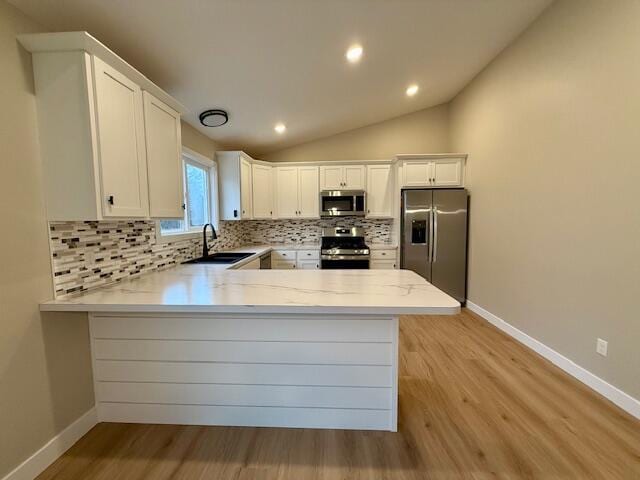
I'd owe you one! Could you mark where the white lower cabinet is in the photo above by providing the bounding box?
[237,257,261,270]
[370,249,398,269]
[272,249,320,269]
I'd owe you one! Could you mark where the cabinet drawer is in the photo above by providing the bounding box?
[370,260,397,270]
[297,250,319,260]
[272,250,297,261]
[371,249,397,260]
[272,260,296,269]
[297,260,320,270]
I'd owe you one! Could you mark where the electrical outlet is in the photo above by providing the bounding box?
[596,338,608,357]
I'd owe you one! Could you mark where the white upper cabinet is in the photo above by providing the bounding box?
[366,165,393,218]
[240,157,253,218]
[92,56,149,218]
[297,166,320,218]
[251,163,273,219]
[320,165,365,190]
[432,158,464,186]
[218,151,254,220]
[274,167,299,218]
[319,165,343,190]
[400,156,465,188]
[143,91,183,218]
[274,166,319,219]
[20,32,186,221]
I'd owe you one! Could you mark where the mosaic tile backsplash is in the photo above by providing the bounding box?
[49,220,248,297]
[244,218,394,245]
[48,217,394,297]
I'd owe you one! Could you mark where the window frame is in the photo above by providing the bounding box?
[155,147,219,243]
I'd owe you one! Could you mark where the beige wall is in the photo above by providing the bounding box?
[181,121,220,159]
[263,104,450,162]
[450,0,639,399]
[0,1,95,477]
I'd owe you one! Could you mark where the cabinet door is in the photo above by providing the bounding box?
[297,259,320,270]
[297,166,320,218]
[366,165,393,218]
[344,165,366,189]
[251,164,273,219]
[93,56,149,217]
[319,165,343,190]
[370,259,397,270]
[432,159,463,186]
[402,161,430,188]
[142,91,183,218]
[237,257,261,270]
[274,167,299,218]
[240,157,253,219]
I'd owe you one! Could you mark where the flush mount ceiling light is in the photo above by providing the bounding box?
[406,84,419,97]
[345,44,363,63]
[199,109,228,127]
[274,123,286,134]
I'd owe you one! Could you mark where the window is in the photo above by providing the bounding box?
[157,148,217,241]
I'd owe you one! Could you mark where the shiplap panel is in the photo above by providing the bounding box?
[97,382,391,409]
[95,361,392,387]
[98,403,391,430]
[93,339,391,365]
[90,315,392,342]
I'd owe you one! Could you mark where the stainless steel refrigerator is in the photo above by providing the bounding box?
[401,189,468,303]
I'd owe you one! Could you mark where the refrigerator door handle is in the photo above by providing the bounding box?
[432,207,438,263]
[428,207,434,263]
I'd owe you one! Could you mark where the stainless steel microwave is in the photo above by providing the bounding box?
[320,190,366,217]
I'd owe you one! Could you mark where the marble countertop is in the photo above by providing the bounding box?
[41,251,459,316]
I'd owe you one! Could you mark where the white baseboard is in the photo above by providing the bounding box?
[2,407,98,480]
[466,301,640,420]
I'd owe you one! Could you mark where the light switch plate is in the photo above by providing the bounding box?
[596,338,608,357]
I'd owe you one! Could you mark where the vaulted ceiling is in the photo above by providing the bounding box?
[10,0,552,155]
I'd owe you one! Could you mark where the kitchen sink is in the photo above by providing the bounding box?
[182,252,254,264]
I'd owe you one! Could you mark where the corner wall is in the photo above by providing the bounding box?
[263,103,450,161]
[0,2,95,477]
[450,0,640,400]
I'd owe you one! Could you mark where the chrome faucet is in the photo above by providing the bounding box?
[202,223,217,258]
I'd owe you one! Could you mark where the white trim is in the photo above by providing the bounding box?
[466,301,640,420]
[17,32,185,114]
[155,148,219,243]
[2,408,98,480]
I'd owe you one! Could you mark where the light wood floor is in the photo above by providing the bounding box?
[37,309,640,479]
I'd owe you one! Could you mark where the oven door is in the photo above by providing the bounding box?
[321,255,370,269]
[320,191,365,217]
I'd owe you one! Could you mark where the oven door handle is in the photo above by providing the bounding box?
[321,255,370,261]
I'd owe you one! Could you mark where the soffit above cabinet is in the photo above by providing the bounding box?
[18,31,186,114]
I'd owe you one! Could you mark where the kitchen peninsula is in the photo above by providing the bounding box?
[41,252,459,431]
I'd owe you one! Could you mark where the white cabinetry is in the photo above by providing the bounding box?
[370,248,398,269]
[143,91,183,218]
[218,151,254,220]
[320,165,365,190]
[366,165,393,218]
[401,156,465,188]
[251,163,273,219]
[274,166,319,219]
[20,32,186,221]
[272,249,320,270]
[237,257,261,270]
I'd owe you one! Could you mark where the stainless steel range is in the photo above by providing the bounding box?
[320,227,370,269]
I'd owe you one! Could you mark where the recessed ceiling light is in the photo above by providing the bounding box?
[274,123,286,134]
[406,84,419,97]
[346,44,363,63]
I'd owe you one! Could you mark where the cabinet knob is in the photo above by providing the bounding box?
[182,203,186,210]
[107,195,114,205]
